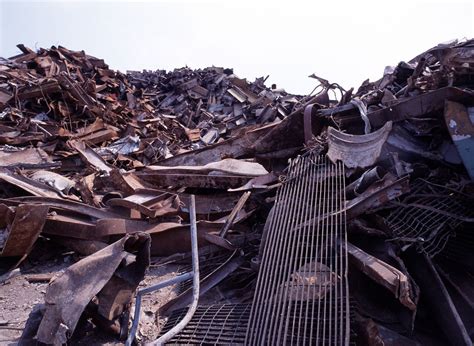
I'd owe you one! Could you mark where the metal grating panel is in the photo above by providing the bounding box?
[245,153,350,345]
[160,303,250,344]
[386,179,473,258]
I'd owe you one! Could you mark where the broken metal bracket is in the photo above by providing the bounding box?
[303,103,318,144]
[327,121,392,169]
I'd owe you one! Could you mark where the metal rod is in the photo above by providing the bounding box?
[309,155,323,343]
[219,191,251,238]
[269,156,306,344]
[342,161,350,345]
[338,160,344,345]
[285,153,313,345]
[125,273,193,346]
[126,194,200,346]
[245,156,295,344]
[150,194,200,345]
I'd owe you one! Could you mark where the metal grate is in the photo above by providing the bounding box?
[160,303,250,344]
[245,153,350,345]
[386,179,472,258]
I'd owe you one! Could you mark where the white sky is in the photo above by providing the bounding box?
[1,0,473,95]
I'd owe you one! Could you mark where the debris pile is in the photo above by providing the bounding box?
[0,39,473,345]
[0,45,300,168]
[127,67,300,146]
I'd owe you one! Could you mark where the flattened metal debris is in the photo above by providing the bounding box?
[327,122,392,168]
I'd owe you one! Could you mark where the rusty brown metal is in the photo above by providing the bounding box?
[346,174,410,220]
[36,232,150,345]
[0,171,63,198]
[0,147,55,169]
[367,87,474,127]
[0,204,49,257]
[135,172,254,189]
[2,40,474,346]
[68,140,113,173]
[346,242,417,310]
[1,196,121,219]
[106,191,180,218]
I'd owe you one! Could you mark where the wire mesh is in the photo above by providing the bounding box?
[160,303,251,345]
[386,179,473,258]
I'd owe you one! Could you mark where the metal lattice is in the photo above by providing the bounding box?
[160,303,250,344]
[386,179,473,258]
[245,153,350,345]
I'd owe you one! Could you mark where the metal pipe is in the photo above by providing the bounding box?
[125,273,193,346]
[149,194,200,345]
[125,195,200,346]
[345,166,385,199]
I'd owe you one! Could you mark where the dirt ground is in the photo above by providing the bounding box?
[0,240,182,345]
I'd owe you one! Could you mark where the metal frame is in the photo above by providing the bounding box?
[126,195,200,346]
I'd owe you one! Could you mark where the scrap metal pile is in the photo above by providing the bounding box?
[0,39,473,345]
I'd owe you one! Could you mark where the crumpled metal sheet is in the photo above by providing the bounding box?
[0,204,49,257]
[146,158,269,177]
[29,170,75,194]
[327,121,392,168]
[36,232,150,344]
[346,174,410,219]
[0,147,54,169]
[385,125,443,161]
[366,87,474,128]
[103,135,140,155]
[0,171,64,198]
[68,140,113,173]
[106,191,180,218]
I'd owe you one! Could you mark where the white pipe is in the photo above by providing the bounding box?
[149,194,200,345]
